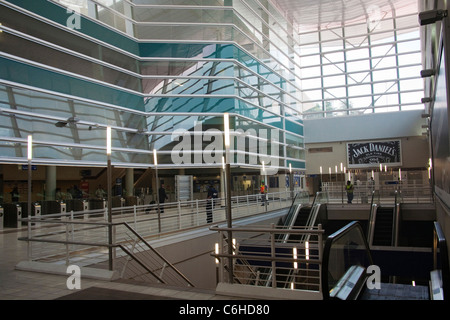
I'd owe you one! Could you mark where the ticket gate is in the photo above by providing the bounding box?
[34,203,41,218]
[16,204,22,228]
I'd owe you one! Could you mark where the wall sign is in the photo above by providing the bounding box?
[347,140,402,168]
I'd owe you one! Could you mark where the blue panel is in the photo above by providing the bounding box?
[0,57,144,110]
[285,119,304,136]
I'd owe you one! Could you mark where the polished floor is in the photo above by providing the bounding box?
[0,226,236,300]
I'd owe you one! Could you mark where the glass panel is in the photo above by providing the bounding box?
[0,6,139,71]
[325,224,372,294]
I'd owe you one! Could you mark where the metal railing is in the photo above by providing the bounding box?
[18,218,193,286]
[18,191,293,283]
[321,182,434,204]
[211,223,324,293]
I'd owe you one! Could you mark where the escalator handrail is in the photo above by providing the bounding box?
[393,190,401,247]
[321,221,374,300]
[433,221,450,299]
[367,190,378,238]
[281,191,309,230]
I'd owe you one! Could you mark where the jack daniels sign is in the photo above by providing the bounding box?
[347,140,402,168]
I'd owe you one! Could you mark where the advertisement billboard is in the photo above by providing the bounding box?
[347,140,402,168]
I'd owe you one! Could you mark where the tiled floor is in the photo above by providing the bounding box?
[0,227,232,300]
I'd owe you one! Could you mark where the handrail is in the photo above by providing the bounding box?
[18,218,195,287]
[265,192,320,287]
[433,221,450,300]
[212,224,324,291]
[119,221,195,287]
[393,190,401,247]
[321,221,374,300]
[367,190,400,247]
[276,191,310,243]
[280,192,308,229]
[366,190,378,243]
[277,202,323,289]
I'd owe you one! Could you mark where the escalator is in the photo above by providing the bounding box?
[275,191,310,230]
[322,220,449,300]
[267,192,326,287]
[371,206,395,246]
[234,192,324,288]
[367,190,401,247]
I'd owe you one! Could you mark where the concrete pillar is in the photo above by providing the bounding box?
[46,166,57,201]
[126,168,134,197]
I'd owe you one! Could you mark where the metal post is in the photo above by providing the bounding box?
[154,149,161,233]
[225,162,233,283]
[106,126,113,271]
[107,155,113,271]
[270,223,276,288]
[28,159,31,222]
[224,113,233,283]
[290,172,294,200]
[27,135,32,258]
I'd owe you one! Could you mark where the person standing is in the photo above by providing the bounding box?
[158,184,168,213]
[346,180,354,204]
[10,185,19,203]
[206,184,218,223]
[260,182,264,206]
[95,184,106,199]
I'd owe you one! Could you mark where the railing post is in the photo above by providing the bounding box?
[196,199,199,226]
[65,219,69,265]
[178,201,182,229]
[133,205,137,230]
[271,223,276,288]
[246,194,250,215]
[112,224,116,267]
[219,230,224,283]
[318,224,323,294]
[70,210,74,250]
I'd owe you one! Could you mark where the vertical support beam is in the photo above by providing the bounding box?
[392,15,402,111]
[224,113,233,284]
[46,166,57,201]
[106,126,113,271]
[125,168,134,197]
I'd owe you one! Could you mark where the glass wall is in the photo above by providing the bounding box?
[297,3,424,118]
[0,0,304,171]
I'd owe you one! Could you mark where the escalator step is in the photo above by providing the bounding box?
[360,283,429,300]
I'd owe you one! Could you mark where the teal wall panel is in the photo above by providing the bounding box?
[0,57,144,110]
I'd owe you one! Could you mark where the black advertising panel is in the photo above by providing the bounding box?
[347,140,402,168]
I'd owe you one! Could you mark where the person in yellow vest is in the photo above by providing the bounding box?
[346,180,354,204]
